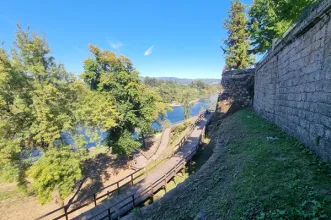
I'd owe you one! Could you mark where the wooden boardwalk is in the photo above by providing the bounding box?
[75,113,213,220]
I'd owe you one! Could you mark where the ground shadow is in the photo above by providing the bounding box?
[69,153,130,208]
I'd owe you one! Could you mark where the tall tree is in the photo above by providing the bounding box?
[178,89,194,120]
[0,26,81,184]
[249,0,317,53]
[223,0,255,70]
[82,45,168,156]
[0,26,119,204]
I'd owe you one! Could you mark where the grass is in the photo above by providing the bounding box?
[0,190,20,201]
[170,121,192,145]
[88,146,109,158]
[134,108,331,220]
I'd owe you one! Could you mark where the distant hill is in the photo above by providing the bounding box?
[141,76,221,85]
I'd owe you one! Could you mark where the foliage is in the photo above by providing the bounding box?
[27,147,83,204]
[173,122,190,134]
[111,130,141,156]
[0,26,120,204]
[249,0,317,53]
[178,89,194,119]
[144,77,219,111]
[0,26,82,185]
[82,45,168,155]
[223,0,255,69]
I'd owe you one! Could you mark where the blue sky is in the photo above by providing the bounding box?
[0,0,253,79]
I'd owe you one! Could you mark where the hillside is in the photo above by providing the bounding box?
[127,109,331,219]
[141,76,221,85]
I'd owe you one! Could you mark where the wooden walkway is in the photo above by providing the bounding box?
[74,113,213,220]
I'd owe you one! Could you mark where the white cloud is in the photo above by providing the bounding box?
[144,45,155,56]
[109,41,124,49]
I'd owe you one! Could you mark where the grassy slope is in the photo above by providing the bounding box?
[132,108,331,220]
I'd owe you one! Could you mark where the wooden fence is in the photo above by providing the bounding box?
[36,112,209,220]
[89,112,214,220]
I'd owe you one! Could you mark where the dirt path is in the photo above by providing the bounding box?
[74,113,212,220]
[133,128,171,169]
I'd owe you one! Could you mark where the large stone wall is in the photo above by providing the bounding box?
[254,0,331,160]
[218,69,255,115]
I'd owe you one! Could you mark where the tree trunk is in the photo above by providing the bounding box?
[54,188,65,212]
[142,132,146,148]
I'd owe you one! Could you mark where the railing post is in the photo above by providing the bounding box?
[150,183,154,195]
[64,206,69,220]
[93,193,97,207]
[117,182,120,195]
[131,174,134,185]
[108,208,111,220]
[132,194,135,207]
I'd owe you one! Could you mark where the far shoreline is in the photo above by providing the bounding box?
[169,98,204,107]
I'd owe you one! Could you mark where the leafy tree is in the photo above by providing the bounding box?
[178,89,194,120]
[223,0,255,70]
[249,0,317,53]
[144,76,160,87]
[0,26,119,204]
[82,45,168,156]
[0,26,81,185]
[27,147,83,205]
[190,80,207,91]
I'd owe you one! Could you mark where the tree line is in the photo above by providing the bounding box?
[0,26,170,205]
[144,77,220,119]
[223,0,317,70]
[0,26,220,206]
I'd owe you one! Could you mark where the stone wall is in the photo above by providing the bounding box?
[254,0,331,160]
[217,69,255,115]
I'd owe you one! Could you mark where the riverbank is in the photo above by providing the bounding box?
[128,108,331,219]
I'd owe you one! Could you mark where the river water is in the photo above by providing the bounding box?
[65,95,217,148]
[29,96,217,159]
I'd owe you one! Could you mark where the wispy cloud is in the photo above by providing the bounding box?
[144,45,155,56]
[0,13,15,25]
[109,41,124,49]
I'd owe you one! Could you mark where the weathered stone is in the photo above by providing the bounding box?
[217,69,255,115]
[254,0,331,161]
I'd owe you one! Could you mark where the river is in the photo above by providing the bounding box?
[62,95,218,148]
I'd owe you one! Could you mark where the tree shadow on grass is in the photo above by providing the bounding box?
[68,153,130,208]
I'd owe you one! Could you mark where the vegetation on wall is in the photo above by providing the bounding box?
[248,0,318,53]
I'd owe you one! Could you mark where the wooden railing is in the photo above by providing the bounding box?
[36,112,206,220]
[35,167,145,220]
[89,112,214,220]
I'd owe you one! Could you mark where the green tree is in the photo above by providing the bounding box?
[0,26,119,204]
[144,76,159,87]
[178,89,194,120]
[82,45,168,156]
[249,0,317,53]
[223,0,255,70]
[0,26,81,184]
[27,147,83,205]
